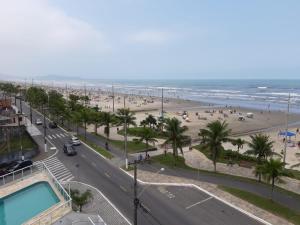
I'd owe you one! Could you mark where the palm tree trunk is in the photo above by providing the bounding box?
[94,123,97,134]
[271,177,275,200]
[84,121,87,140]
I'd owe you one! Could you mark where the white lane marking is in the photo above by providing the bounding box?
[185,197,213,210]
[120,185,127,192]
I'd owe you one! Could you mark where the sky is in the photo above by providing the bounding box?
[0,0,299,80]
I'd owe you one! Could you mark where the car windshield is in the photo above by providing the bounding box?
[67,146,75,151]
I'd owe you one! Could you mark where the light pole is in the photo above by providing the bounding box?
[17,112,23,159]
[43,104,47,152]
[129,160,164,225]
[124,95,128,169]
[283,93,291,165]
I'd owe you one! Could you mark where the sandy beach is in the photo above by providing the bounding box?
[46,85,300,170]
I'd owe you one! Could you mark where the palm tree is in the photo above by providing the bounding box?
[100,111,116,141]
[145,114,157,128]
[116,108,136,128]
[90,110,102,135]
[245,133,274,182]
[163,118,190,164]
[137,127,158,152]
[232,138,246,153]
[260,158,286,199]
[199,120,231,172]
[232,138,246,161]
[70,189,93,212]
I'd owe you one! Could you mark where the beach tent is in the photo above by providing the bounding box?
[278,131,296,137]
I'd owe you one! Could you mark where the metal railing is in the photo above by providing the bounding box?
[0,163,37,187]
[0,162,72,225]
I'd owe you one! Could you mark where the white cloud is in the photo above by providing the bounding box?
[0,0,110,76]
[130,30,172,44]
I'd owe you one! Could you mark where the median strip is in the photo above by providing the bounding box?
[77,135,114,159]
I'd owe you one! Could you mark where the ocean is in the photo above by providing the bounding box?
[38,79,300,113]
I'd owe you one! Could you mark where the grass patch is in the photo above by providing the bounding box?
[194,144,256,165]
[219,185,300,225]
[285,168,300,181]
[151,153,195,170]
[78,135,113,159]
[91,132,154,153]
[118,127,168,139]
[110,139,153,153]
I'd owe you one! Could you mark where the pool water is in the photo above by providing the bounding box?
[0,182,60,225]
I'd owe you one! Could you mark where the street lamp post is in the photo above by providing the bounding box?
[43,104,47,152]
[17,113,23,159]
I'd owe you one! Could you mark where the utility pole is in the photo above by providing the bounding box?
[128,160,164,225]
[161,88,164,119]
[283,93,290,164]
[124,95,128,169]
[112,85,115,112]
[20,96,23,114]
[84,84,87,107]
[43,104,47,152]
[133,160,138,225]
[29,79,33,124]
[17,113,23,159]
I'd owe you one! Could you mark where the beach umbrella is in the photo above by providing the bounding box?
[278,131,296,137]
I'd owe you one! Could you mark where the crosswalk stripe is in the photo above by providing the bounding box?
[56,134,61,138]
[48,135,52,140]
[60,133,65,137]
[42,157,74,182]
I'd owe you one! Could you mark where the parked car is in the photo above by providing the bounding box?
[63,144,77,156]
[5,160,33,174]
[49,122,58,128]
[70,136,81,146]
[35,118,42,125]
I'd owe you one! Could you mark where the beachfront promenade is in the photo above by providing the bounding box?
[17,98,271,225]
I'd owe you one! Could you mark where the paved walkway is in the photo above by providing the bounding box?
[53,212,106,225]
[63,181,131,225]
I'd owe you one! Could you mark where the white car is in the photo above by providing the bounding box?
[35,119,42,125]
[70,137,81,146]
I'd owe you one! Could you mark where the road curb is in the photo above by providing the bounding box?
[119,168,272,225]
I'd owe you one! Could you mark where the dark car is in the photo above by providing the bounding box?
[63,144,77,156]
[49,122,58,128]
[6,160,33,174]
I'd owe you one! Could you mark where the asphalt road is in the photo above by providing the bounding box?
[18,99,263,225]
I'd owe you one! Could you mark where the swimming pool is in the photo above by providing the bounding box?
[0,181,60,225]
